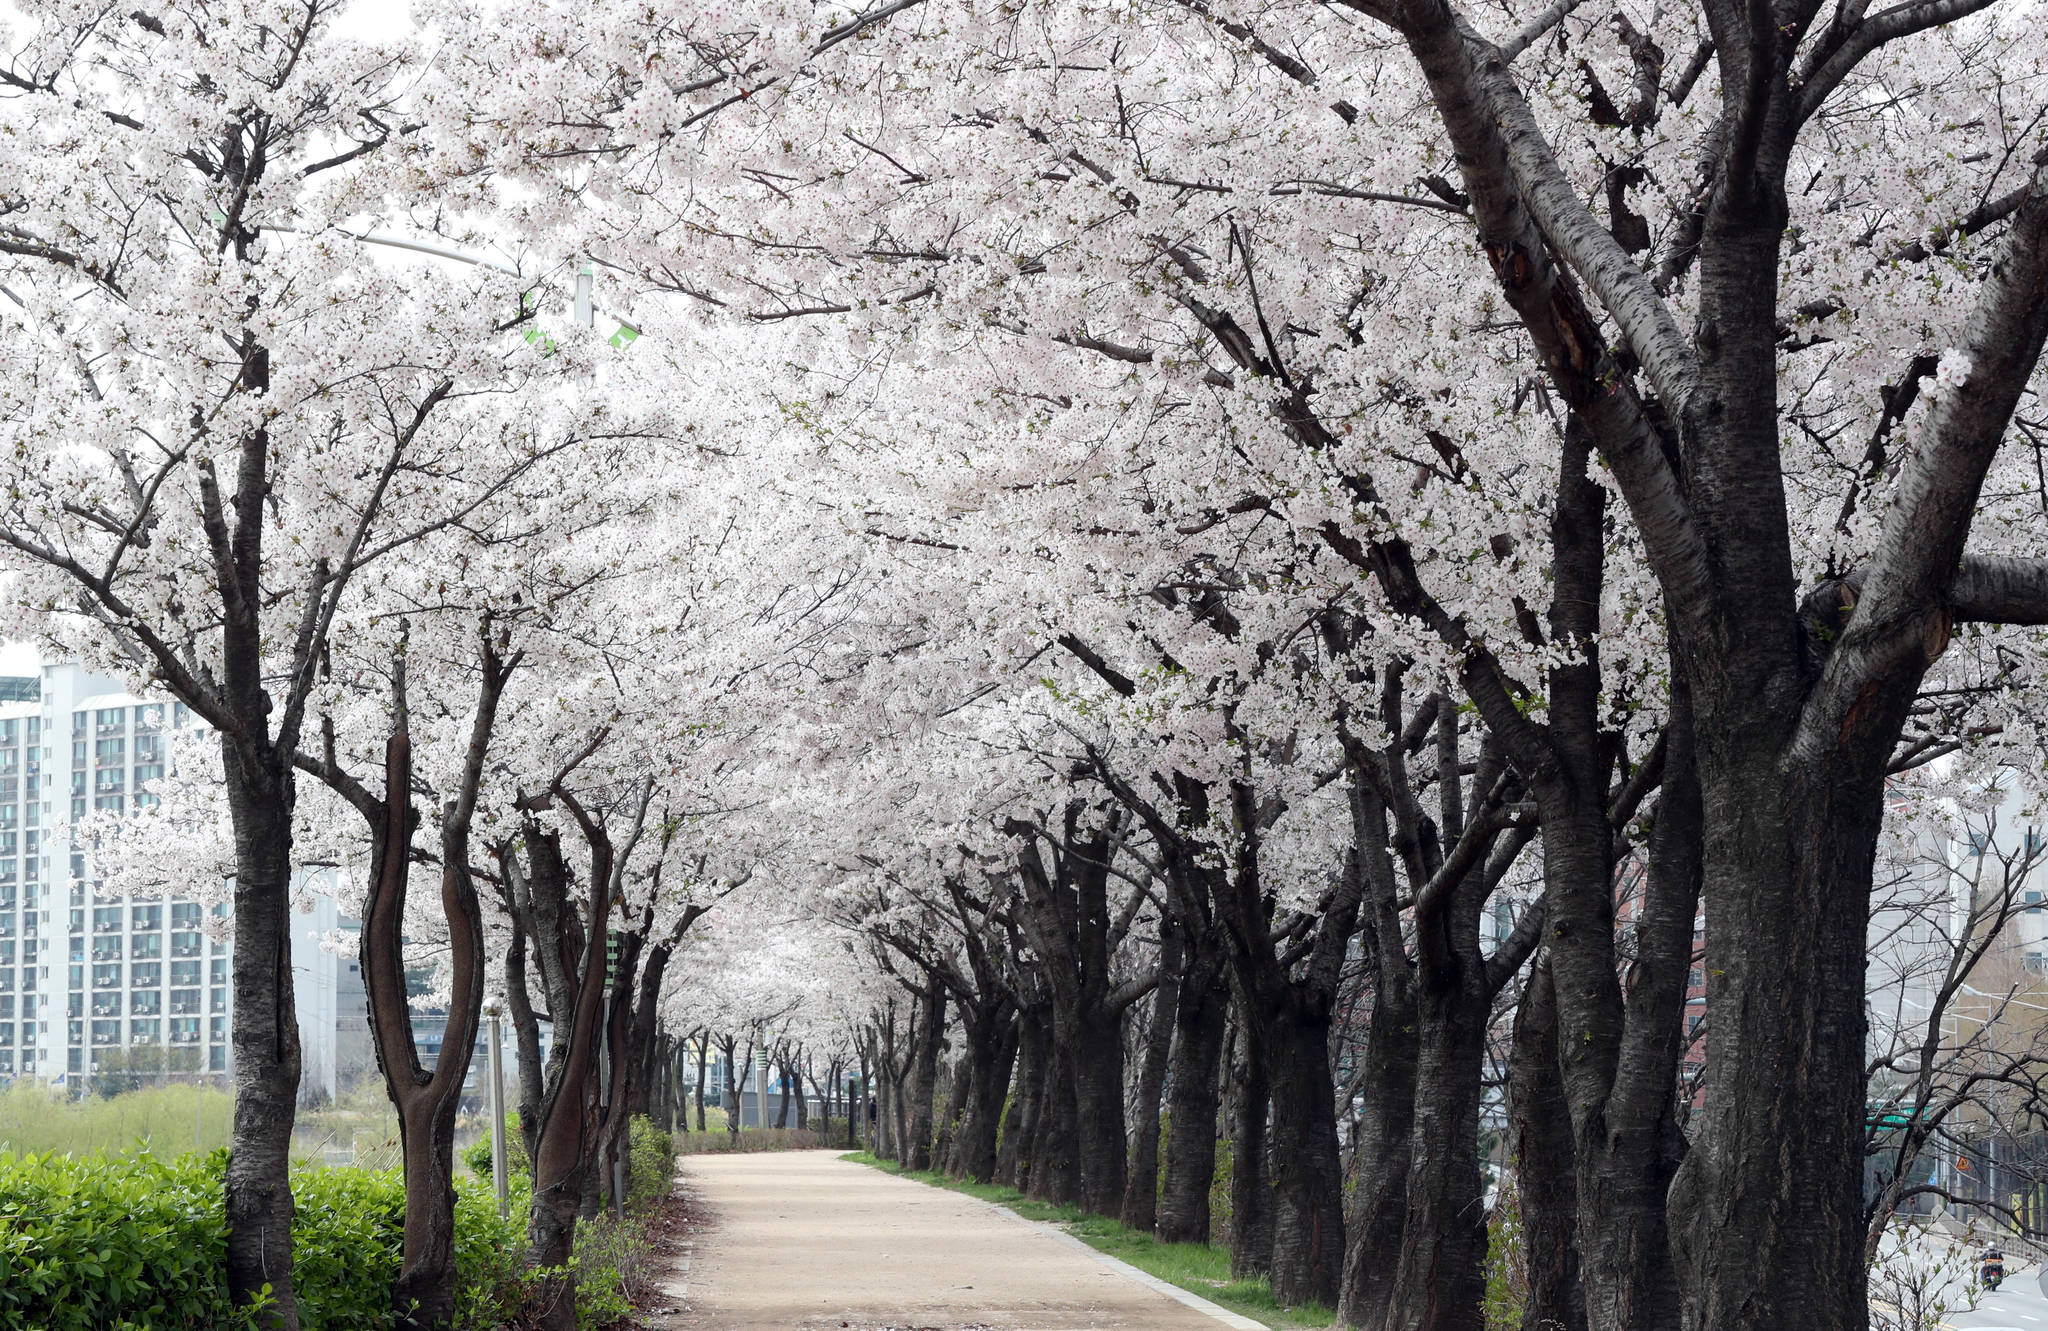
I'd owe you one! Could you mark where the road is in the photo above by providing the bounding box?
[1875,1225,2048,1330]
[650,1149,1255,1331]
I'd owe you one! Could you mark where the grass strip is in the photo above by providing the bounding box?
[843,1151,1334,1330]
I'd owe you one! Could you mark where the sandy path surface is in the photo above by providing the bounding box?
[654,1150,1238,1331]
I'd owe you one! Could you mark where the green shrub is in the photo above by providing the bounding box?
[0,1150,243,1331]
[462,1111,531,1182]
[0,1149,529,1331]
[625,1117,672,1215]
[1482,1178,1529,1331]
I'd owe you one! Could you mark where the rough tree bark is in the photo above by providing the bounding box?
[1334,748,1423,1330]
[1007,809,1152,1218]
[999,994,1050,1189]
[905,979,947,1170]
[1372,6,2048,1328]
[1509,957,1587,1331]
[1121,923,1182,1233]
[1225,1010,1273,1281]
[1156,933,1228,1246]
[309,635,509,1329]
[504,774,651,1331]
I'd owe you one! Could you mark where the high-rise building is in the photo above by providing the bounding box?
[0,658,373,1100]
[0,678,49,1080]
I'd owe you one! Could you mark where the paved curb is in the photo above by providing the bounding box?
[933,1184,1273,1331]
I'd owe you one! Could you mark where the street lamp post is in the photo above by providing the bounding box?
[487,1006,508,1218]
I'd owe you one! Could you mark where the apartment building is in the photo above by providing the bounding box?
[0,660,372,1099]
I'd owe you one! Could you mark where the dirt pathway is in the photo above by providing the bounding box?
[647,1149,1254,1331]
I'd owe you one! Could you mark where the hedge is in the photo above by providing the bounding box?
[0,1149,526,1331]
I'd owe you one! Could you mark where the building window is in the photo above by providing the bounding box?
[92,906,121,934]
[171,902,201,928]
[171,931,201,958]
[210,958,227,984]
[93,795,123,813]
[70,713,84,739]
[90,1018,118,1045]
[93,737,125,765]
[95,708,125,733]
[129,1018,159,1044]
[210,986,226,1013]
[209,1016,226,1043]
[132,933,161,959]
[130,962,160,988]
[170,989,199,1015]
[208,1045,225,1071]
[90,992,121,1017]
[170,1016,200,1044]
[92,964,120,989]
[170,960,199,987]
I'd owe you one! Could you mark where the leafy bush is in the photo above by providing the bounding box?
[625,1116,673,1214]
[1482,1177,1528,1331]
[0,1149,528,1331]
[462,1110,531,1182]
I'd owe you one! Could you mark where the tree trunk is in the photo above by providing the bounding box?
[1121,925,1182,1232]
[1335,910,1419,1330]
[694,1037,709,1134]
[514,814,613,1331]
[1509,958,1586,1331]
[1383,954,1489,1331]
[1026,1029,1080,1205]
[723,1038,746,1140]
[1066,1001,1127,1217]
[1264,999,1346,1308]
[1669,752,1883,1331]
[1157,945,1227,1245]
[955,1011,1018,1183]
[352,666,499,1331]
[905,983,946,1171]
[933,1050,969,1171]
[1226,1012,1272,1280]
[221,750,304,1330]
[1000,1001,1048,1189]
[853,1044,869,1150]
